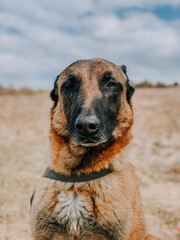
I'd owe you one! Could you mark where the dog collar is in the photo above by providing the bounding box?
[43,167,114,183]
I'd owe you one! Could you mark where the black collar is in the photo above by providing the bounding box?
[43,167,114,183]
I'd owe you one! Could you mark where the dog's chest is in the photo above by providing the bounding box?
[54,191,94,235]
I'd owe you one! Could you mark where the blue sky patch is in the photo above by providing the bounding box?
[152,5,180,21]
[59,26,80,35]
[80,11,94,18]
[115,5,180,21]
[5,26,21,35]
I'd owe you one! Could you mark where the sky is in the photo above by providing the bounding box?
[1,0,180,89]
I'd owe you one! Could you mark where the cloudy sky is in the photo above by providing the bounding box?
[1,0,180,89]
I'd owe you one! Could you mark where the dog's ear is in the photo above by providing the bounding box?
[126,78,135,104]
[121,65,127,75]
[50,74,60,104]
[120,65,135,104]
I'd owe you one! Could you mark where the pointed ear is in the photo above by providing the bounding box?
[121,65,127,75]
[120,65,135,104]
[126,79,135,103]
[50,74,60,104]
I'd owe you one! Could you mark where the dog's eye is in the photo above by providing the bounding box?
[64,82,73,90]
[107,82,116,88]
[62,74,79,93]
[62,82,75,92]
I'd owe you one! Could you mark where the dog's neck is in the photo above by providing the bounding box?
[47,127,132,175]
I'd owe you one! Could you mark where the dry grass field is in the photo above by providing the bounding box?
[0,87,180,240]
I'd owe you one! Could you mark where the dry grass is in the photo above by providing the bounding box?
[0,88,180,240]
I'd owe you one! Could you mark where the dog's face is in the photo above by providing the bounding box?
[50,58,134,148]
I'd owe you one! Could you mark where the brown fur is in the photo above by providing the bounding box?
[30,58,160,240]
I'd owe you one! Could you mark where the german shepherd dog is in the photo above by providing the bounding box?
[30,58,159,240]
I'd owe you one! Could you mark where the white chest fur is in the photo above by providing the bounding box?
[54,191,93,235]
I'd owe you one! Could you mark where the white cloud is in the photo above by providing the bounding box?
[0,0,180,89]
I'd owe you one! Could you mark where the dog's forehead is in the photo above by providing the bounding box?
[60,58,125,83]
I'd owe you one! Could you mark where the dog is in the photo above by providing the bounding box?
[30,58,159,240]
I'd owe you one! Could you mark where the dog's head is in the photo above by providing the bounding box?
[50,58,134,149]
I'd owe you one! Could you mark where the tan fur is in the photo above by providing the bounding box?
[30,58,160,240]
[145,236,160,240]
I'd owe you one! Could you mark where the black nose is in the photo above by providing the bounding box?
[75,115,100,135]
